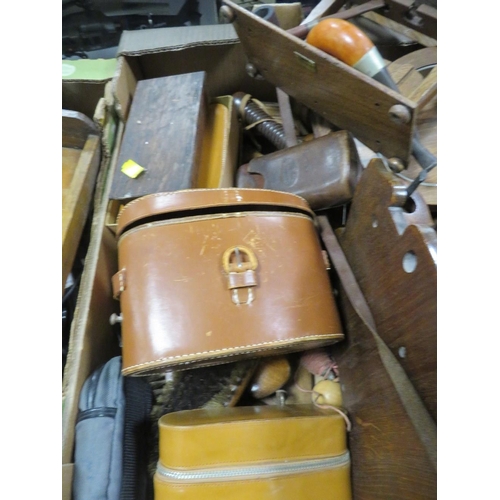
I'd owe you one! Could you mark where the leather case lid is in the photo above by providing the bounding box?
[158,405,347,469]
[116,188,314,237]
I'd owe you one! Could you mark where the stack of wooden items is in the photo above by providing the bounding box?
[69,1,437,499]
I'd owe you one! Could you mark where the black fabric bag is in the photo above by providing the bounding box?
[73,356,125,500]
[120,376,154,500]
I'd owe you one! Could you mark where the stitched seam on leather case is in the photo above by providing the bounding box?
[117,211,313,243]
[122,334,343,373]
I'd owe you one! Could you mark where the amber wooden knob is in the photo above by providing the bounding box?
[313,379,343,407]
[250,356,291,399]
[306,18,374,67]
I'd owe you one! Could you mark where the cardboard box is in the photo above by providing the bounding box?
[61,11,438,498]
[62,57,119,499]
[61,23,277,500]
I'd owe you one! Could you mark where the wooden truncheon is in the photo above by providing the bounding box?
[112,188,344,375]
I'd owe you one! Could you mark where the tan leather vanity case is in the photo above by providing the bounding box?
[154,404,352,500]
[113,188,343,375]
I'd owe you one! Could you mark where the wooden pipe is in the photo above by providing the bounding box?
[306,18,437,175]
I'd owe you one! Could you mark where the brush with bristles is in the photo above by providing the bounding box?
[146,360,258,478]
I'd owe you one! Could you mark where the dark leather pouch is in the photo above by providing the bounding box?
[236,131,362,210]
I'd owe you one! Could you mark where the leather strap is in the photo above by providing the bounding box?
[276,88,299,148]
[318,215,437,471]
[112,269,126,300]
[227,270,257,290]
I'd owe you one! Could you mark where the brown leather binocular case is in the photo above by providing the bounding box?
[112,188,344,376]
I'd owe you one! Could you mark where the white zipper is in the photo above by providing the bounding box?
[156,452,350,483]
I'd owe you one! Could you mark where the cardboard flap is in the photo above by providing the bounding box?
[117,24,240,56]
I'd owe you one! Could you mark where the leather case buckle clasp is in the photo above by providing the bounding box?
[222,246,258,305]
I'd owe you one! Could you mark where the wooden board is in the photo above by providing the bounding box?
[62,110,101,295]
[340,159,437,419]
[320,160,437,498]
[332,291,437,499]
[109,72,207,201]
[224,0,417,163]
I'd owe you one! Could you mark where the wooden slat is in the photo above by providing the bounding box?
[301,0,346,24]
[410,66,437,109]
[62,121,125,467]
[62,135,101,293]
[323,160,437,498]
[62,148,82,190]
[196,103,229,188]
[62,110,99,149]
[225,0,417,163]
[362,11,437,47]
[333,293,437,499]
[387,62,424,97]
[62,464,74,500]
[339,160,437,420]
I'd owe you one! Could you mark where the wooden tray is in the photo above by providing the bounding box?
[62,110,101,294]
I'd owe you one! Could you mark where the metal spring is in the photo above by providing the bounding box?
[233,92,287,150]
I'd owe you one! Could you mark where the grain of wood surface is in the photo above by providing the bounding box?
[322,161,437,498]
[109,72,207,201]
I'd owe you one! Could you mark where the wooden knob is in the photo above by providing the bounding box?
[389,104,412,125]
[388,157,406,173]
[313,379,343,407]
[250,356,291,399]
[306,18,374,67]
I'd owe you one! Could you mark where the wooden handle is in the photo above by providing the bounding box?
[306,18,374,67]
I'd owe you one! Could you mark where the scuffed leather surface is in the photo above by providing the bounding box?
[116,190,343,375]
[117,210,343,374]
